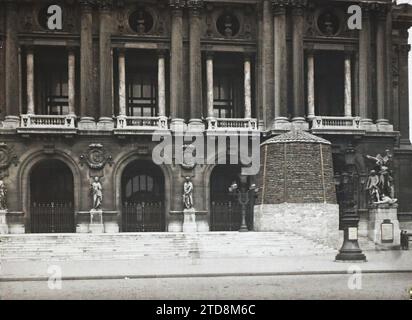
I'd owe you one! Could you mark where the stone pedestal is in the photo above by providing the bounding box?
[368,204,400,249]
[0,209,9,234]
[89,209,104,233]
[183,208,197,233]
[2,116,20,129]
[272,117,291,131]
[97,117,115,130]
[104,222,119,233]
[78,117,97,130]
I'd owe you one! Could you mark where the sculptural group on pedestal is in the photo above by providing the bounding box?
[365,149,397,205]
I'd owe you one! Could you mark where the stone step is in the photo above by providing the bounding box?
[0,232,335,261]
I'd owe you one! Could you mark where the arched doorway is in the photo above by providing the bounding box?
[121,160,165,232]
[30,159,75,233]
[210,165,253,231]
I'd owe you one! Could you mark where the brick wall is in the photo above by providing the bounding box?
[258,142,337,205]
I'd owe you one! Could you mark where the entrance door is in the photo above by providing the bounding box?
[121,161,165,232]
[210,165,252,231]
[30,160,75,233]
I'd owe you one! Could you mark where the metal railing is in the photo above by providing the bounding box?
[311,116,362,130]
[30,202,75,233]
[207,118,258,131]
[122,201,164,232]
[116,116,168,130]
[20,114,77,129]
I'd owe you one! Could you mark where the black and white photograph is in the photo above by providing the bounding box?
[0,0,411,304]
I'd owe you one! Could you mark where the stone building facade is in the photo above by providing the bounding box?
[0,0,412,235]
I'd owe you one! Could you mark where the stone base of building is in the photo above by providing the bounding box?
[183,208,197,233]
[368,204,400,249]
[8,224,25,234]
[0,209,8,234]
[254,203,340,249]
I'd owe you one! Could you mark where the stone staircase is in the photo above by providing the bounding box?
[0,232,336,261]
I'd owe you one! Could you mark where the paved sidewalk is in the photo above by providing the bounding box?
[1,250,411,281]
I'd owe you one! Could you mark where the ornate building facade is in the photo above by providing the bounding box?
[0,0,411,237]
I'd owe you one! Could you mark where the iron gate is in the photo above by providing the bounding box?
[211,199,254,231]
[30,202,75,233]
[122,201,164,232]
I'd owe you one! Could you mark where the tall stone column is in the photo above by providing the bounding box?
[169,0,185,130]
[261,0,273,129]
[307,50,315,120]
[68,48,76,115]
[26,47,35,115]
[206,53,214,119]
[359,4,373,129]
[97,1,114,129]
[399,43,411,145]
[118,49,126,117]
[4,1,20,127]
[344,52,352,117]
[79,0,95,129]
[244,54,252,119]
[375,5,391,130]
[272,0,289,129]
[188,0,203,129]
[291,1,307,129]
[158,51,166,117]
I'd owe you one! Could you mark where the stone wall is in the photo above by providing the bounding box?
[254,203,340,249]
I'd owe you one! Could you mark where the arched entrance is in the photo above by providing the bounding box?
[210,165,253,231]
[30,159,75,233]
[121,160,165,232]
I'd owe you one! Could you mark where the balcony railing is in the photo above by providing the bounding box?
[20,114,77,129]
[207,118,258,131]
[311,116,362,131]
[116,116,168,131]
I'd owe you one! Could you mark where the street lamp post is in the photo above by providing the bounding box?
[335,172,367,262]
[228,175,258,232]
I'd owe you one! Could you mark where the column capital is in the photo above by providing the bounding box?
[271,0,288,16]
[205,50,214,59]
[169,0,186,10]
[305,47,315,56]
[79,0,95,12]
[399,44,411,57]
[187,0,203,13]
[371,2,390,20]
[157,49,167,58]
[243,52,253,61]
[290,0,307,15]
[98,0,113,12]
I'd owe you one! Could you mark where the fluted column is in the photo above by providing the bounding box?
[68,48,76,115]
[169,0,185,129]
[261,0,273,128]
[307,50,315,119]
[26,47,35,115]
[118,49,126,117]
[4,1,20,127]
[375,6,389,127]
[206,53,214,118]
[79,0,95,127]
[272,0,289,129]
[291,1,307,128]
[244,54,252,119]
[344,52,352,117]
[399,43,410,145]
[188,0,203,121]
[358,4,373,128]
[158,51,166,117]
[98,1,114,128]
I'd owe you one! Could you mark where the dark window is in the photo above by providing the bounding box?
[213,74,234,118]
[127,72,157,116]
[35,48,69,115]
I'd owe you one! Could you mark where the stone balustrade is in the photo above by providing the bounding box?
[20,114,77,129]
[207,118,258,131]
[311,116,362,132]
